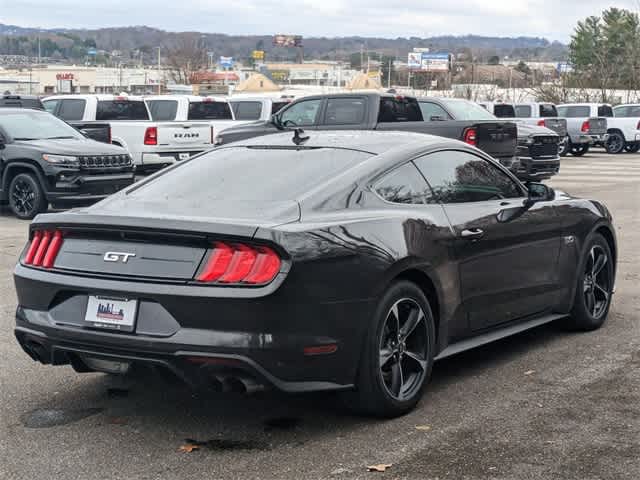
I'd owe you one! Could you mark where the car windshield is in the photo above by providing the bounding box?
[0,111,83,140]
[129,146,372,202]
[438,100,497,120]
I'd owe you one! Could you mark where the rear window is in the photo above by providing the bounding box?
[147,100,178,121]
[614,105,640,117]
[188,101,233,120]
[378,97,422,122]
[96,100,149,120]
[514,105,532,117]
[231,101,263,120]
[130,147,372,202]
[493,104,516,118]
[597,105,614,117]
[0,97,43,110]
[557,106,590,117]
[539,104,558,117]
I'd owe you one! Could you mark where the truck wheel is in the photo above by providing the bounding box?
[625,144,640,153]
[8,173,48,220]
[570,145,589,157]
[605,131,625,154]
[558,136,570,157]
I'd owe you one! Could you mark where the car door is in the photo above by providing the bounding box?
[316,96,367,130]
[414,149,564,330]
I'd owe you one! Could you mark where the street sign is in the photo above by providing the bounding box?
[219,56,234,68]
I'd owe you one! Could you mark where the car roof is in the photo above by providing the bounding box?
[0,107,48,114]
[223,130,459,155]
[144,95,229,103]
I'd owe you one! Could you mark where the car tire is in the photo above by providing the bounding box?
[558,136,570,157]
[563,233,614,331]
[346,280,436,417]
[624,144,640,153]
[605,131,625,154]
[570,144,589,156]
[8,172,48,220]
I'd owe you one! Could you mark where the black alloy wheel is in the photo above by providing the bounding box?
[571,144,590,156]
[565,233,614,331]
[346,281,435,417]
[378,298,429,401]
[8,173,47,220]
[605,132,625,154]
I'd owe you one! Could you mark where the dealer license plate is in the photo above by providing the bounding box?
[178,153,190,161]
[85,296,138,332]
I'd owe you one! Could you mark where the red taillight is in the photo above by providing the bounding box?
[24,230,64,268]
[537,119,546,127]
[144,126,158,145]
[463,127,477,146]
[196,242,281,285]
[581,121,590,133]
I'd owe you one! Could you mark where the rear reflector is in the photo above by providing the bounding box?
[144,126,158,145]
[196,242,281,285]
[303,344,338,356]
[581,121,590,133]
[463,127,477,146]
[23,229,64,268]
[537,119,546,127]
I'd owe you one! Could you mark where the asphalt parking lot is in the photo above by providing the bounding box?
[1,151,638,480]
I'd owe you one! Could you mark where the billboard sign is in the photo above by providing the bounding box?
[408,52,422,69]
[273,34,303,47]
[218,56,234,68]
[420,53,450,72]
[252,50,265,60]
[557,62,573,74]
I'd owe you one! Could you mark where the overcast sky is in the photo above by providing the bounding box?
[3,1,639,41]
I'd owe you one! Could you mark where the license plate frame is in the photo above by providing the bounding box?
[85,296,138,332]
[178,153,191,161]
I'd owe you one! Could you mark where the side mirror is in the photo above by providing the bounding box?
[524,182,555,208]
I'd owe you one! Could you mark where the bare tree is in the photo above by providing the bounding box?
[165,34,207,84]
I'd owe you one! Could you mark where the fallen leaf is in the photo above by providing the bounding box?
[178,443,200,453]
[524,370,536,375]
[415,425,431,431]
[367,464,392,472]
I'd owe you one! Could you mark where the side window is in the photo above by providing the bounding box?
[323,98,366,125]
[419,102,452,121]
[493,105,516,118]
[414,150,524,203]
[42,100,59,115]
[231,101,263,120]
[374,162,433,205]
[514,105,532,117]
[147,100,178,121]
[58,99,86,121]
[278,99,322,126]
[597,105,613,117]
[378,97,423,122]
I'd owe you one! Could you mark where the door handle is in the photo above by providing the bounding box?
[460,228,484,239]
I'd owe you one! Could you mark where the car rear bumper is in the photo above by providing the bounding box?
[13,264,369,392]
[569,133,608,144]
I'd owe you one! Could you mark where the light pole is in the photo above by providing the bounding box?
[156,47,161,94]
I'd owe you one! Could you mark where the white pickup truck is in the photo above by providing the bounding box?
[610,104,640,154]
[43,94,214,172]
[144,95,245,142]
[556,104,609,156]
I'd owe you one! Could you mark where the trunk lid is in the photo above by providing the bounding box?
[156,122,212,147]
[540,118,567,137]
[474,122,518,158]
[588,118,607,134]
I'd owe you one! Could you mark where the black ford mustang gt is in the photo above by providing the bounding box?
[14,130,616,417]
